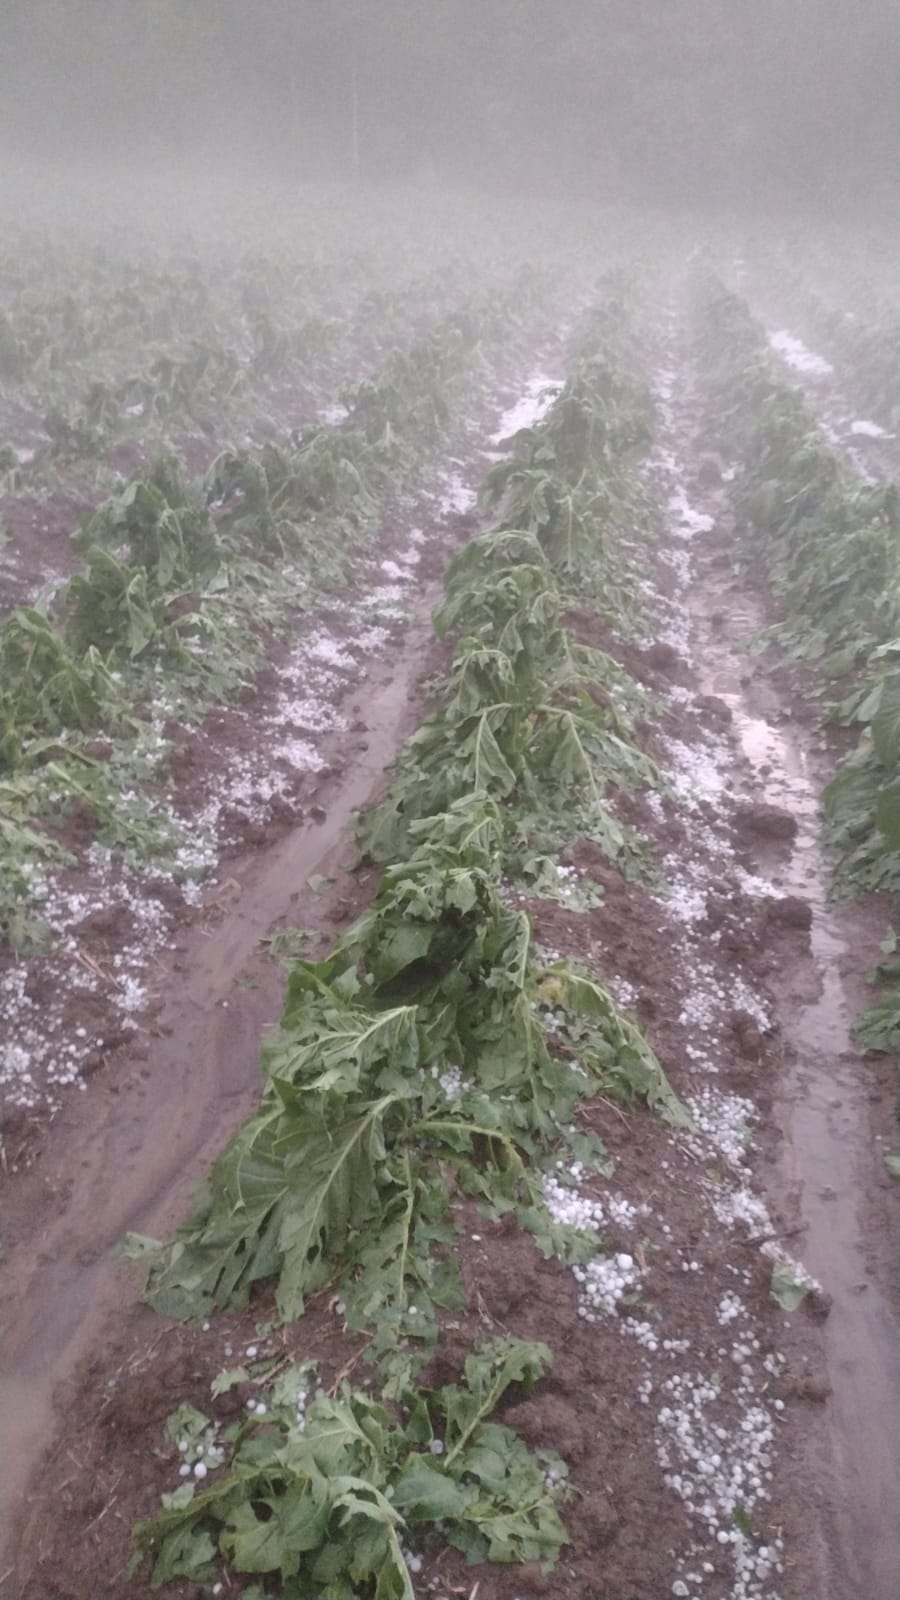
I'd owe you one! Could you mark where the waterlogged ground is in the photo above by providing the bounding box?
[3,270,900,1600]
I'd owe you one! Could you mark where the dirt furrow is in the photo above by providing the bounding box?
[684,306,900,1597]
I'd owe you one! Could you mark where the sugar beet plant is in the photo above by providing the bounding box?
[130,848,681,1595]
[136,807,681,1326]
[750,249,900,433]
[128,299,688,1594]
[0,233,472,478]
[694,279,900,675]
[132,1338,569,1595]
[0,284,537,951]
[361,304,660,882]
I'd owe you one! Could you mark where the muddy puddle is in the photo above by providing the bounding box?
[0,592,442,1566]
[692,578,900,1599]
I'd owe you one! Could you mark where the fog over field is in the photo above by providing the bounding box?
[2,9,900,1600]
[1,1,898,207]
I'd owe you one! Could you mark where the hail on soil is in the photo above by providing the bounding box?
[850,417,893,439]
[0,548,416,1119]
[766,329,833,378]
[763,322,886,487]
[0,367,563,1132]
[488,370,562,447]
[536,329,828,1600]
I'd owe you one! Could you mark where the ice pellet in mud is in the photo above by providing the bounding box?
[573,1252,641,1317]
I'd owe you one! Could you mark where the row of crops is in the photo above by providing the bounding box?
[0,217,479,403]
[693,275,900,1139]
[9,234,871,1598]
[740,247,900,432]
[0,273,550,962]
[121,291,692,1595]
[0,235,524,524]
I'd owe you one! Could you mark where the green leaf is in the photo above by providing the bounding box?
[391,1457,471,1521]
[164,1403,210,1446]
[149,1521,217,1586]
[770,1260,812,1311]
[870,675,900,767]
[876,784,900,848]
[441,1338,552,1467]
[276,1093,403,1318]
[447,1424,567,1565]
[470,709,518,794]
[223,1480,330,1573]
[210,1366,250,1396]
[541,966,690,1125]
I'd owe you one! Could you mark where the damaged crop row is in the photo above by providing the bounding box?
[125,290,686,1597]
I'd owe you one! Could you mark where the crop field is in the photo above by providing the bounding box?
[2,183,900,1600]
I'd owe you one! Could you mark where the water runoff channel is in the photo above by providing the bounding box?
[690,562,900,1600]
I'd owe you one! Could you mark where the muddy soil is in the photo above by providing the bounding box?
[684,345,900,1597]
[691,568,900,1600]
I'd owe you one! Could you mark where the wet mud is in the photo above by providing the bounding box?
[688,523,900,1600]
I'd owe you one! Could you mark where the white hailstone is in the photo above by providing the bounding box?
[717,1292,745,1327]
[429,1439,445,1456]
[543,1173,604,1233]
[438,1064,467,1101]
[179,1464,191,1478]
[254,1401,267,1416]
[193,1461,208,1480]
[672,1582,690,1597]
[625,1318,659,1353]
[574,1251,642,1317]
[245,1344,258,1358]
